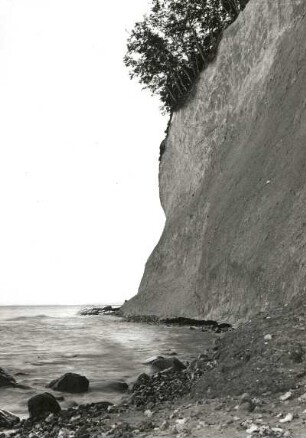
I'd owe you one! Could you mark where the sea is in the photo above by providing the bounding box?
[0,305,215,418]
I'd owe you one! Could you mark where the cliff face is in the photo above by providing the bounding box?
[122,0,306,323]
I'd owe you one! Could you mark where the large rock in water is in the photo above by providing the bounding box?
[47,372,89,393]
[0,368,17,387]
[122,0,306,324]
[28,393,61,418]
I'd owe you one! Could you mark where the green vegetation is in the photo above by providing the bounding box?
[124,0,249,113]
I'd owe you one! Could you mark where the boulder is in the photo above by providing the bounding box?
[132,373,151,391]
[0,368,17,388]
[150,357,186,373]
[47,373,89,393]
[28,392,61,418]
[0,409,20,428]
[79,307,102,316]
[142,355,164,365]
[79,306,121,316]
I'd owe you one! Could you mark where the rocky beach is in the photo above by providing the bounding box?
[1,294,306,437]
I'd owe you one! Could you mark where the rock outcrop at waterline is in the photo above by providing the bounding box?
[122,0,306,323]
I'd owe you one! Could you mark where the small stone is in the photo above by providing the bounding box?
[176,418,186,425]
[45,413,54,423]
[246,424,259,434]
[58,428,74,438]
[175,418,187,432]
[198,420,207,427]
[298,392,306,402]
[240,393,251,402]
[279,413,293,423]
[272,427,283,432]
[170,409,179,419]
[160,420,170,430]
[280,391,292,401]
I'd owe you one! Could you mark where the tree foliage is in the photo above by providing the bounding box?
[124,0,249,112]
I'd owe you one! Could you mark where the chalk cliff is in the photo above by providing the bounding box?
[122,0,306,323]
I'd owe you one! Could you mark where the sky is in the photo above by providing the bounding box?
[0,0,166,305]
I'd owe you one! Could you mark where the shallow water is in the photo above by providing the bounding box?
[0,306,215,417]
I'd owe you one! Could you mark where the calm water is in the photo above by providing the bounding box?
[0,306,215,417]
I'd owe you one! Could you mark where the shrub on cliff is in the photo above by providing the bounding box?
[124,0,248,113]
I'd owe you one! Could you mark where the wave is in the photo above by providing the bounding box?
[5,314,52,321]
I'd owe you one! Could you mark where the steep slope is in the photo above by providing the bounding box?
[122,0,306,323]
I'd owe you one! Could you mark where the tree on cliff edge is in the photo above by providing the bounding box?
[124,0,248,112]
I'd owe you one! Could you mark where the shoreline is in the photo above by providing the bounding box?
[1,296,306,437]
[0,307,217,420]
[80,305,233,333]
